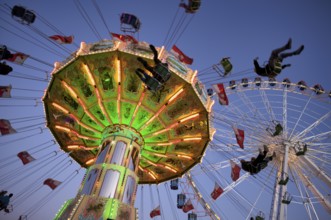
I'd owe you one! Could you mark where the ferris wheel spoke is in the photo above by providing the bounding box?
[236,91,271,129]
[260,89,277,122]
[288,94,313,139]
[293,111,331,141]
[299,156,331,188]
[301,130,331,142]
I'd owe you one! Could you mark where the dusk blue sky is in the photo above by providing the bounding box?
[1,1,330,220]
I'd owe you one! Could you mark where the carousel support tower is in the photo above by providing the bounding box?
[43,39,215,219]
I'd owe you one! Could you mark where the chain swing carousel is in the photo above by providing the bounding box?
[43,38,215,219]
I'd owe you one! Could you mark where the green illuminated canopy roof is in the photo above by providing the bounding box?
[43,40,214,184]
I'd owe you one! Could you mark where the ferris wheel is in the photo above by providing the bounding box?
[0,2,331,220]
[134,77,331,220]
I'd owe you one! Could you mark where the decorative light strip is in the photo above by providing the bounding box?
[179,113,199,123]
[207,99,215,112]
[116,59,121,83]
[84,64,112,124]
[148,171,157,180]
[55,125,99,140]
[62,81,78,98]
[83,64,96,86]
[210,128,217,141]
[76,98,104,128]
[138,165,157,180]
[51,102,100,133]
[177,154,192,160]
[155,143,173,146]
[146,137,201,147]
[143,156,178,174]
[117,85,121,124]
[130,91,146,126]
[61,81,104,127]
[142,157,158,167]
[183,137,201,141]
[67,145,99,150]
[139,88,184,130]
[95,89,112,124]
[164,165,178,173]
[52,102,69,114]
[190,70,198,84]
[146,113,199,137]
[168,88,184,104]
[85,158,95,165]
[55,125,70,132]
[158,46,164,60]
[146,150,192,160]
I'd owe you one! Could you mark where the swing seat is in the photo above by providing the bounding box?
[154,64,170,83]
[181,0,201,13]
[12,5,36,25]
[255,211,265,220]
[272,124,283,136]
[281,192,292,204]
[189,0,201,11]
[281,199,291,205]
[266,122,283,137]
[295,144,307,156]
[0,62,13,75]
[278,176,289,185]
[120,13,141,33]
[146,77,163,92]
[220,57,232,76]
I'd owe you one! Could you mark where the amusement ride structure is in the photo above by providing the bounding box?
[0,1,330,220]
[44,39,214,219]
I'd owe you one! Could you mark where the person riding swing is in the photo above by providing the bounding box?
[254,38,304,78]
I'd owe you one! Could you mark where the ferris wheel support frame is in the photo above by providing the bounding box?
[186,172,220,220]
[295,164,331,216]
[271,143,290,220]
[299,156,331,189]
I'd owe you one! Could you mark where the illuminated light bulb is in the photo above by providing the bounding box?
[190,70,198,84]
[51,102,69,114]
[148,171,157,180]
[168,88,184,104]
[85,158,95,165]
[116,59,121,83]
[61,81,78,98]
[67,145,80,149]
[55,125,71,132]
[178,154,192,160]
[164,165,177,173]
[179,113,199,123]
[83,64,96,86]
[183,137,201,141]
